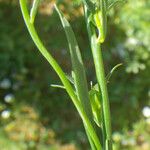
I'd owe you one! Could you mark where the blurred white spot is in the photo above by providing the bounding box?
[1,110,11,119]
[126,62,145,74]
[0,78,11,89]
[4,94,14,103]
[142,106,150,118]
[121,139,128,146]
[112,132,122,142]
[126,37,138,46]
[128,138,136,146]
[121,138,136,146]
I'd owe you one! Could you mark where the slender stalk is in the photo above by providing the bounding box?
[84,6,112,150]
[91,36,112,150]
[85,127,97,150]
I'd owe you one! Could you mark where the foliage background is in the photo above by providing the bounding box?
[0,0,149,149]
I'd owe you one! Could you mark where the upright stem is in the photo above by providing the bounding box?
[84,5,112,148]
[91,33,112,150]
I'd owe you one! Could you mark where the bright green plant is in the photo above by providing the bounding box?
[19,0,124,149]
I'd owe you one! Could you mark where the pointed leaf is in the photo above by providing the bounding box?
[89,85,102,127]
[106,63,123,82]
[30,0,41,24]
[55,5,101,147]
[55,4,93,118]
[50,84,65,89]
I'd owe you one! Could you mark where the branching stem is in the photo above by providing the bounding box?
[19,0,101,149]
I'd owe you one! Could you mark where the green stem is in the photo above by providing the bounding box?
[91,32,112,150]
[85,126,97,150]
[19,0,101,149]
[84,5,112,149]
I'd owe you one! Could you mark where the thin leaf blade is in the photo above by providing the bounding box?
[55,5,102,149]
[30,0,41,24]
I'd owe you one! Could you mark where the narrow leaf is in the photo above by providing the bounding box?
[30,0,41,24]
[89,85,102,127]
[55,4,93,121]
[106,63,123,82]
[55,4,101,148]
[50,84,65,89]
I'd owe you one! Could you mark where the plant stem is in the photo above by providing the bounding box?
[19,0,102,149]
[84,5,112,149]
[91,33,112,150]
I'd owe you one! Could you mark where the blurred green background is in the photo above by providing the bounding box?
[0,0,150,150]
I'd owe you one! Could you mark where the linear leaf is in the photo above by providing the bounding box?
[106,63,123,82]
[55,4,92,121]
[89,84,102,127]
[30,0,41,24]
[55,5,101,149]
[50,84,65,89]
